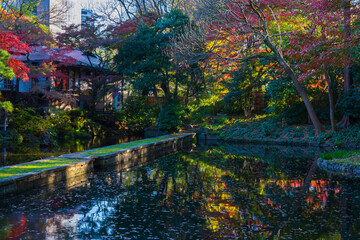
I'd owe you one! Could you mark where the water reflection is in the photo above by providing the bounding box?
[0,145,359,239]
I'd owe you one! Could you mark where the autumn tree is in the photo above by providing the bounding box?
[337,0,358,127]
[282,0,360,131]
[0,0,70,33]
[0,3,81,107]
[0,32,31,81]
[193,0,327,133]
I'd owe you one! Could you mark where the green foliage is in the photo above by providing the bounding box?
[9,108,51,137]
[185,94,222,124]
[156,101,185,131]
[4,130,23,143]
[224,60,265,116]
[9,108,97,139]
[121,96,159,133]
[186,104,212,124]
[337,86,360,118]
[213,114,231,125]
[0,50,15,79]
[115,10,190,99]
[48,109,95,138]
[0,101,13,113]
[280,102,308,124]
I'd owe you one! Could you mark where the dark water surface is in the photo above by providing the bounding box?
[0,135,142,167]
[0,144,359,239]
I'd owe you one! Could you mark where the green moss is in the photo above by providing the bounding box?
[0,158,80,180]
[80,134,184,156]
[321,150,360,160]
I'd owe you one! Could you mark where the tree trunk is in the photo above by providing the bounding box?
[185,83,190,106]
[325,72,336,131]
[338,0,352,127]
[153,85,162,110]
[121,79,124,106]
[161,82,168,99]
[4,111,7,131]
[174,77,178,101]
[264,38,324,134]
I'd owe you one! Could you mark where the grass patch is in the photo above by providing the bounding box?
[0,134,189,181]
[80,134,184,156]
[0,158,80,180]
[329,155,360,166]
[321,150,360,160]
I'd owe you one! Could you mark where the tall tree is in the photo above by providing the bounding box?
[115,10,191,109]
[194,0,360,133]
[283,0,359,131]
[338,0,355,127]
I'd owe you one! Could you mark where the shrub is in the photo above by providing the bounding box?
[48,110,95,138]
[156,101,185,132]
[280,102,308,124]
[337,87,360,118]
[121,96,159,133]
[9,108,51,137]
[213,114,231,125]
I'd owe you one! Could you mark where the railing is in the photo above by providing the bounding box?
[0,80,15,91]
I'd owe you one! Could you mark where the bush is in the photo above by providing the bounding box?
[48,110,95,138]
[337,87,360,118]
[185,95,224,124]
[280,102,308,124]
[9,107,51,137]
[213,114,231,125]
[121,96,159,133]
[156,101,185,132]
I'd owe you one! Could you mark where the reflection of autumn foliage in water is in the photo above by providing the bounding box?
[5,216,27,239]
[0,145,358,239]
[193,172,341,238]
[269,180,341,210]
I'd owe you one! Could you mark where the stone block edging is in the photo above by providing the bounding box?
[0,133,195,197]
[0,158,95,196]
[317,158,360,178]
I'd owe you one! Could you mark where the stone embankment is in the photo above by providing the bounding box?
[318,158,360,178]
[0,134,194,197]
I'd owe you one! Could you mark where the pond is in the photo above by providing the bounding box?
[0,143,359,239]
[0,135,142,167]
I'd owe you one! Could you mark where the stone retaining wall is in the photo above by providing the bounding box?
[91,133,194,171]
[0,134,194,197]
[318,158,360,178]
[0,158,94,197]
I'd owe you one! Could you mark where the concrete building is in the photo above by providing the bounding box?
[22,0,82,35]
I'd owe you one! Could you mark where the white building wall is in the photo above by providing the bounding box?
[49,0,82,35]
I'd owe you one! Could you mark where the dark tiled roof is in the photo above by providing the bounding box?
[13,46,100,67]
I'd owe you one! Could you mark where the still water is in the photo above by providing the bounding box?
[0,136,142,167]
[0,144,359,239]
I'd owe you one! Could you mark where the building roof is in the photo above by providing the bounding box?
[13,46,100,67]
